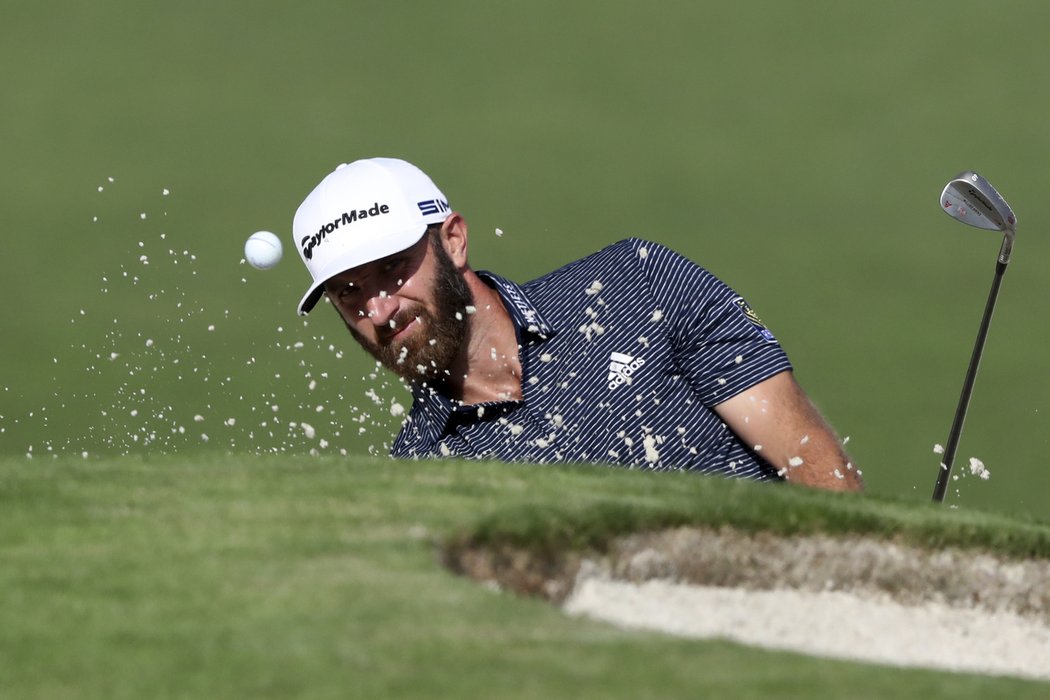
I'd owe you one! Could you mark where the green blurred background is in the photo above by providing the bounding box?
[2,0,1048,518]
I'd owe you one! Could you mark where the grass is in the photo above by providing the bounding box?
[2,453,1048,699]
[454,483,1050,561]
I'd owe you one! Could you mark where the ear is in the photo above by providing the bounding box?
[438,212,470,269]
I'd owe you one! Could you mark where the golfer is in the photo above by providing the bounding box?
[292,158,862,492]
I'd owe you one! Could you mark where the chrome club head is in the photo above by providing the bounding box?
[941,171,1017,264]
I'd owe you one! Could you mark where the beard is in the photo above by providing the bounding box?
[343,236,473,384]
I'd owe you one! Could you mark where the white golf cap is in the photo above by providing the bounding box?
[292,157,451,315]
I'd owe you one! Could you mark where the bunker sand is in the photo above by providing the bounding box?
[448,527,1050,681]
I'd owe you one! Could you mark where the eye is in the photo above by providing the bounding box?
[336,282,359,301]
[381,257,405,276]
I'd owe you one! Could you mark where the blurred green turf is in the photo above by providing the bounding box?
[3,1,1050,518]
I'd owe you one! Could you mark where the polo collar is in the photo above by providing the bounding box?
[476,270,555,340]
[407,382,456,446]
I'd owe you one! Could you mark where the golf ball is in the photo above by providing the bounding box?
[244,231,283,270]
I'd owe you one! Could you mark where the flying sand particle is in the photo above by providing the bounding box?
[643,434,660,463]
[968,457,990,480]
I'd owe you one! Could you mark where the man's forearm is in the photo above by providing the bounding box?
[714,372,863,492]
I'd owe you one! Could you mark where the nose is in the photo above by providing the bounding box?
[364,290,399,329]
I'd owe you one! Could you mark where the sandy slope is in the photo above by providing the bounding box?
[565,575,1050,680]
[562,529,1050,680]
[451,527,1050,681]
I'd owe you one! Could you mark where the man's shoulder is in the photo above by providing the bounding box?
[523,237,673,288]
[521,238,712,304]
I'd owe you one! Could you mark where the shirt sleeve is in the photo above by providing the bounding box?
[631,239,792,406]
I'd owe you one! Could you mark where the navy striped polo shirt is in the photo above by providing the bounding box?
[391,238,793,481]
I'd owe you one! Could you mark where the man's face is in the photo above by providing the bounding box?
[323,232,473,382]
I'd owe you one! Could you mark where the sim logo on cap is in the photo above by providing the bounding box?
[417,199,450,216]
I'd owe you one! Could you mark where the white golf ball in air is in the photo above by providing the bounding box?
[244,231,283,270]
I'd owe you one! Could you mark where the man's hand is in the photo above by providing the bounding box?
[714,371,863,492]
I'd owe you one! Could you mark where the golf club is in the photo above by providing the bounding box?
[932,171,1017,503]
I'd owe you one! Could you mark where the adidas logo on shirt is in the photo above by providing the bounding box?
[607,351,646,390]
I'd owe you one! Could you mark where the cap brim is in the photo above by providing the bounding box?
[297,283,326,316]
[295,224,429,316]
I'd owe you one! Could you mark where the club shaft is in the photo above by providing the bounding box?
[932,260,1008,502]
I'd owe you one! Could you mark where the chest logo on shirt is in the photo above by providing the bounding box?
[608,351,646,390]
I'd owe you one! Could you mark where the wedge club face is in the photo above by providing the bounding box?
[941,171,1017,263]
